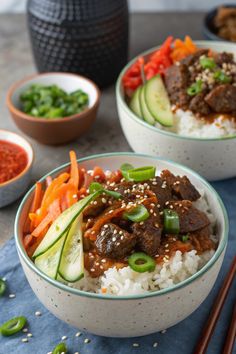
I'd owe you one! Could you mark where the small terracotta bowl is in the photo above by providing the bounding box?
[6,73,100,145]
[0,129,34,208]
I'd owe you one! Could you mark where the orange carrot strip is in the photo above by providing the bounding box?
[32,198,61,237]
[69,150,79,189]
[93,166,106,182]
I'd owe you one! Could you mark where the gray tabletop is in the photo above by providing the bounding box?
[0,12,205,246]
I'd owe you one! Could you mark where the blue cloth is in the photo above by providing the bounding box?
[0,179,235,354]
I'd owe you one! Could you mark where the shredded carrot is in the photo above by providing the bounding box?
[69,150,79,189]
[101,287,107,294]
[32,198,61,237]
[171,36,197,62]
[93,166,106,182]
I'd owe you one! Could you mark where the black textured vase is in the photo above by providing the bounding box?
[27,0,129,88]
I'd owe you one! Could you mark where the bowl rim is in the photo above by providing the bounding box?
[0,129,34,188]
[14,152,228,300]
[6,72,101,123]
[116,40,236,141]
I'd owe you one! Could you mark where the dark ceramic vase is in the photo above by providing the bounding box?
[27,0,129,88]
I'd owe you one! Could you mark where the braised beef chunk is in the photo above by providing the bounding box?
[83,196,108,217]
[95,223,136,259]
[161,170,200,201]
[131,210,162,256]
[169,200,210,233]
[188,226,215,253]
[205,85,236,113]
[145,177,173,207]
[164,64,190,108]
[189,92,211,116]
[214,52,234,66]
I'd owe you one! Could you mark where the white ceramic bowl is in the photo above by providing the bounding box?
[14,153,228,337]
[0,129,34,208]
[116,41,236,181]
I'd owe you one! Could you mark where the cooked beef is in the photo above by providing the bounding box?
[205,84,236,113]
[95,223,136,259]
[145,177,173,207]
[181,49,209,67]
[161,170,200,201]
[188,226,215,253]
[215,52,234,65]
[189,92,211,116]
[83,196,108,217]
[169,200,210,233]
[164,64,190,108]
[131,209,162,256]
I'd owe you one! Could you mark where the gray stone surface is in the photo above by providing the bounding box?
[0,12,204,246]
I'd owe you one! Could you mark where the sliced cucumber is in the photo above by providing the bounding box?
[129,86,142,118]
[35,232,67,279]
[33,191,99,259]
[58,214,84,283]
[145,74,173,127]
[140,86,155,125]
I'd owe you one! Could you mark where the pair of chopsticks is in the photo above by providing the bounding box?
[194,256,236,354]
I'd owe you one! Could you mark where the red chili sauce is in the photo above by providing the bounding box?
[0,140,28,184]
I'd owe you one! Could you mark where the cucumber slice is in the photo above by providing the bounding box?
[145,74,173,127]
[140,86,155,125]
[129,86,142,118]
[58,214,84,283]
[35,232,67,279]
[33,191,99,259]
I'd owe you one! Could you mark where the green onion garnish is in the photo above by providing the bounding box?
[120,164,156,182]
[89,182,122,200]
[0,316,27,336]
[163,209,180,234]
[128,252,156,273]
[200,57,216,70]
[52,342,67,354]
[213,70,231,84]
[181,234,189,242]
[123,205,149,222]
[0,278,6,297]
[187,80,203,96]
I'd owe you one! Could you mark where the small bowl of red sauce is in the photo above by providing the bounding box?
[0,130,34,207]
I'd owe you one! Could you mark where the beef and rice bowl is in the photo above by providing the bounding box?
[23,152,217,296]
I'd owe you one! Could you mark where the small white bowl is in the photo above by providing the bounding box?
[14,153,228,337]
[116,41,236,181]
[0,129,34,208]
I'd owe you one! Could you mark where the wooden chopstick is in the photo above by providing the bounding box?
[194,256,236,354]
[223,300,236,354]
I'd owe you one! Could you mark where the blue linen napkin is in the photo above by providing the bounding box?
[0,179,235,354]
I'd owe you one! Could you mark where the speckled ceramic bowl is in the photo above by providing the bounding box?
[14,153,228,337]
[116,41,236,181]
[0,129,34,208]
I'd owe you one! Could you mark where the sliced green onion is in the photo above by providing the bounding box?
[52,342,67,354]
[120,163,134,179]
[89,182,122,200]
[0,278,6,296]
[89,182,103,194]
[163,209,180,234]
[200,57,216,70]
[0,316,27,336]
[181,234,189,242]
[187,80,203,96]
[123,205,149,222]
[214,70,231,84]
[128,252,156,273]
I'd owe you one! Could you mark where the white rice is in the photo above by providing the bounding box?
[156,108,236,138]
[71,192,217,296]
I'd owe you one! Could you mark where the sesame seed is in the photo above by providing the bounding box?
[152,182,157,185]
[21,338,28,343]
[161,329,167,334]
[61,336,67,340]
[120,235,124,240]
[75,332,81,337]
[150,209,154,214]
[93,201,97,205]
[27,333,33,338]
[169,205,173,209]
[112,237,116,242]
[91,268,95,272]
[22,328,28,333]
[139,221,144,225]
[72,194,77,199]
[165,244,169,248]
[101,231,105,236]
[101,259,106,263]
[104,224,108,228]
[84,338,90,344]
[166,250,170,253]
[108,210,113,214]
[153,342,158,347]
[165,201,170,205]
[132,343,139,347]
[160,211,163,215]
[116,242,120,246]
[113,229,117,234]
[35,311,42,316]
[102,198,107,203]
[95,262,100,266]
[119,230,123,235]
[9,294,16,299]
[154,223,159,228]
[157,204,161,208]
[154,213,157,217]
[100,265,104,270]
